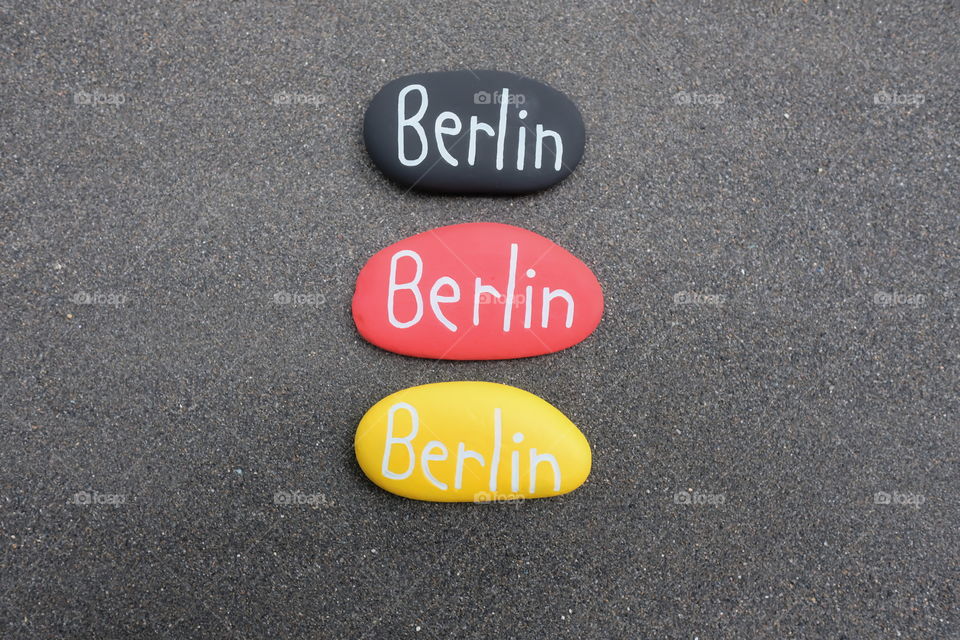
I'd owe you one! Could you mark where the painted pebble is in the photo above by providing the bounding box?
[355,382,592,502]
[363,70,585,194]
[352,222,603,360]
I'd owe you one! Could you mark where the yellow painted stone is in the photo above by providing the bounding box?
[355,382,592,502]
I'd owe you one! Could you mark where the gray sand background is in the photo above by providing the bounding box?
[2,2,957,638]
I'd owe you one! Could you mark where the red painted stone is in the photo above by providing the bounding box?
[352,223,603,360]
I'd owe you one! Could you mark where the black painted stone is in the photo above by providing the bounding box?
[363,70,585,195]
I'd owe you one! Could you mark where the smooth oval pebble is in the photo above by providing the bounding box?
[355,382,591,502]
[352,222,604,360]
[363,70,585,194]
